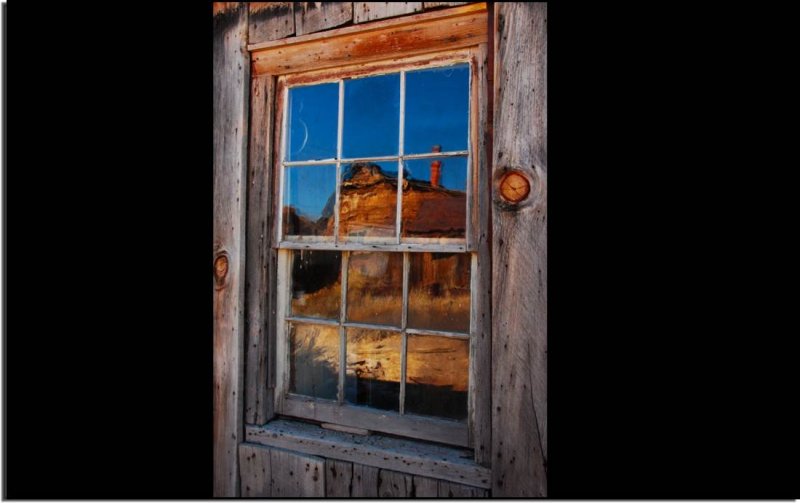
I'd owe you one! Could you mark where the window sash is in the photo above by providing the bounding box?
[275,249,477,447]
[274,54,477,251]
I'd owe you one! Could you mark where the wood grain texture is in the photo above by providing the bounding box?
[491,2,547,497]
[246,420,491,488]
[279,395,468,447]
[248,2,294,44]
[424,1,469,8]
[469,42,492,467]
[352,463,380,497]
[295,2,353,36]
[239,444,272,496]
[438,480,489,497]
[250,3,487,76]
[269,448,326,497]
[354,2,423,23]
[325,459,353,496]
[213,2,249,496]
[244,75,275,426]
[413,475,439,497]
[378,469,413,497]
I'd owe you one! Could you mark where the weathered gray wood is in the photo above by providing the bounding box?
[295,2,353,36]
[325,459,353,497]
[213,2,249,497]
[352,463,380,497]
[378,469,413,497]
[491,2,547,497]
[469,42,492,467]
[248,2,294,44]
[438,480,489,497]
[280,394,468,446]
[424,1,469,8]
[244,74,276,426]
[246,420,491,488]
[354,2,423,23]
[239,443,272,496]
[269,448,325,497]
[413,475,439,497]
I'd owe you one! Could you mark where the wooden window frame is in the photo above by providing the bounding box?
[244,3,491,459]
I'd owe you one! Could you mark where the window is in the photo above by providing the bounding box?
[255,5,490,450]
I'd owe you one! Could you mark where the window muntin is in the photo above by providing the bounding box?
[275,56,478,446]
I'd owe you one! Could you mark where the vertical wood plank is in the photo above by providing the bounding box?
[353,2,423,23]
[351,463,380,497]
[491,2,548,497]
[325,459,353,497]
[244,75,276,426]
[249,2,295,45]
[269,448,326,497]
[378,469,413,497]
[295,2,354,36]
[213,2,249,497]
[469,42,492,467]
[413,475,439,497]
[238,444,272,497]
[438,480,489,497]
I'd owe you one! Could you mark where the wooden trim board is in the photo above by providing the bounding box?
[250,3,487,75]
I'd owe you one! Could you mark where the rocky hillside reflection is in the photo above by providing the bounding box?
[283,162,466,238]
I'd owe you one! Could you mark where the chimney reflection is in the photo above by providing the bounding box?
[430,144,442,188]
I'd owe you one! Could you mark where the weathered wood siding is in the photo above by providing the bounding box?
[354,2,423,23]
[295,2,353,36]
[213,2,249,497]
[490,2,547,497]
[239,443,487,497]
[248,3,294,44]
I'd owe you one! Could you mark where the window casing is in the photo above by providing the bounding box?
[254,6,490,450]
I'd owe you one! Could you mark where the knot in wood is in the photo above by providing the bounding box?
[499,171,530,203]
[214,253,229,288]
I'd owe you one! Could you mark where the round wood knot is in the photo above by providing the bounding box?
[214,253,229,287]
[499,171,530,203]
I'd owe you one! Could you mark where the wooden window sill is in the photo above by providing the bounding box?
[244,418,490,489]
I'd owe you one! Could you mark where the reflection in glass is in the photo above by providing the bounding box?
[339,162,398,239]
[346,252,403,326]
[406,335,468,420]
[408,253,471,333]
[401,156,467,238]
[344,328,401,411]
[343,74,400,158]
[287,83,339,161]
[404,64,470,155]
[289,323,339,400]
[291,250,341,320]
[283,164,336,236]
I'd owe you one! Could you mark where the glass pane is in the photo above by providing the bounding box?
[344,328,401,411]
[408,253,471,333]
[404,64,470,155]
[339,161,398,239]
[346,252,403,326]
[401,156,467,238]
[342,74,400,158]
[405,335,468,420]
[289,323,340,400]
[287,83,338,161]
[283,164,336,236]
[291,250,342,320]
